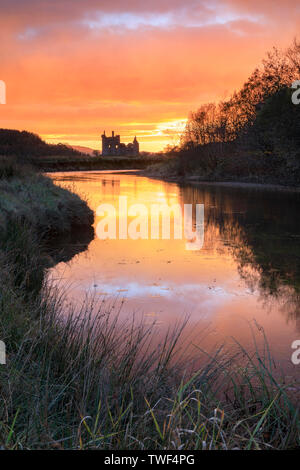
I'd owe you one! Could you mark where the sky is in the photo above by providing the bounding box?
[0,0,300,152]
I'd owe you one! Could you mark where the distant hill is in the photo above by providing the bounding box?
[0,129,83,158]
[69,145,97,156]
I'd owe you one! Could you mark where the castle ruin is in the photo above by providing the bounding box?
[101,131,139,157]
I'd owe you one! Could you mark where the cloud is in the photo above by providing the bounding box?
[0,0,299,151]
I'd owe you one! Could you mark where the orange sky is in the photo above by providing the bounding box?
[0,0,300,152]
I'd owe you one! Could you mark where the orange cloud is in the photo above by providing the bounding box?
[0,1,299,151]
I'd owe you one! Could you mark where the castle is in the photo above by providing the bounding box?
[101,131,139,156]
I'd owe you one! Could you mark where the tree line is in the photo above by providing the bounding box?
[168,39,300,185]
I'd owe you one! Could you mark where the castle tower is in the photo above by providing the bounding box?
[132,136,139,156]
[101,130,109,156]
[101,130,121,156]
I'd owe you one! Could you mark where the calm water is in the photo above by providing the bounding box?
[49,171,300,375]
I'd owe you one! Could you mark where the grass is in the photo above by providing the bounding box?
[32,154,163,172]
[0,156,93,234]
[0,156,299,450]
[0,223,299,450]
[145,149,300,188]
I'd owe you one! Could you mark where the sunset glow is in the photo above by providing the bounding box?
[0,0,300,152]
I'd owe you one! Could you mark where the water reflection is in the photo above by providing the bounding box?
[45,225,94,265]
[49,171,300,372]
[177,183,300,329]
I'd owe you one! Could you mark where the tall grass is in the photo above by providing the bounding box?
[0,226,299,450]
[0,156,93,235]
[0,161,298,450]
[0,156,34,179]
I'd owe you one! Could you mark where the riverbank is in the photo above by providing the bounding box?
[34,155,162,172]
[142,171,300,193]
[143,159,300,191]
[0,160,299,450]
[0,157,94,234]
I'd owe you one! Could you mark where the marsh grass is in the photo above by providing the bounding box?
[0,156,34,180]
[0,160,298,450]
[34,154,161,172]
[0,156,93,235]
[0,234,299,450]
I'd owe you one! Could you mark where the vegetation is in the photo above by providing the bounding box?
[0,156,93,235]
[34,154,162,172]
[0,231,299,449]
[149,39,300,186]
[0,158,298,450]
[0,129,83,159]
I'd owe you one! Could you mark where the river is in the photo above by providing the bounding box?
[48,170,300,376]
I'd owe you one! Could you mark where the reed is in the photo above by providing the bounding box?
[0,160,298,450]
[0,232,298,449]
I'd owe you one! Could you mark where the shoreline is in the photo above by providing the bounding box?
[139,171,300,193]
[34,156,162,173]
[0,161,94,249]
[45,166,300,193]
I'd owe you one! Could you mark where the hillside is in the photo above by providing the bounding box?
[0,129,83,159]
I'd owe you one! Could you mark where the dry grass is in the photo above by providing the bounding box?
[0,156,93,234]
[0,159,298,450]
[0,227,298,450]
